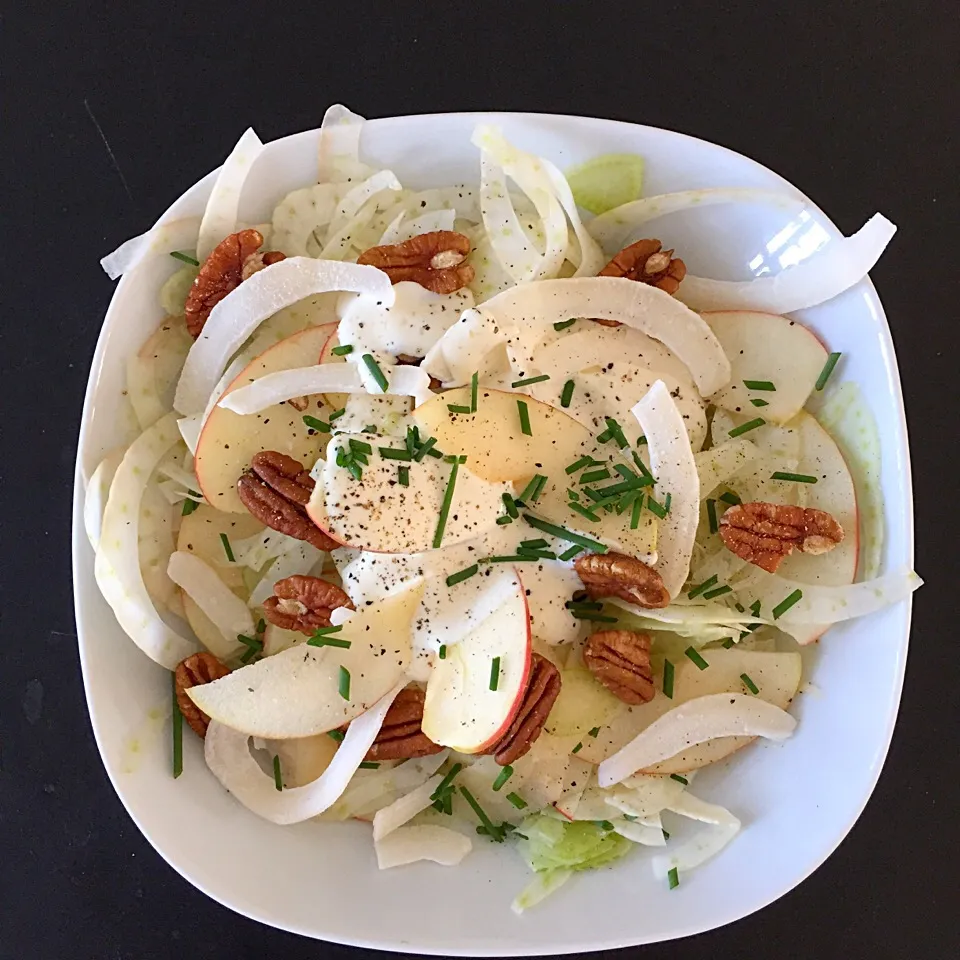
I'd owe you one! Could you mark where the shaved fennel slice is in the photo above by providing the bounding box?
[602,774,687,820]
[678,214,896,313]
[84,447,125,549]
[94,414,197,669]
[695,438,759,499]
[204,681,405,825]
[127,320,194,430]
[219,363,432,415]
[381,208,456,245]
[174,258,394,415]
[372,775,444,841]
[375,825,473,870]
[166,551,253,659]
[475,277,731,395]
[598,694,796,787]
[317,103,372,183]
[539,157,606,277]
[270,183,344,257]
[422,300,509,386]
[324,170,402,242]
[511,869,573,914]
[100,217,201,280]
[196,129,264,261]
[614,819,667,847]
[588,188,803,253]
[632,382,699,597]
[652,793,741,879]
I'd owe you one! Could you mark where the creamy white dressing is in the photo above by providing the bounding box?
[335,395,412,437]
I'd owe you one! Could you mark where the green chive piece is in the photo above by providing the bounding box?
[580,468,612,484]
[181,494,201,516]
[413,436,438,461]
[662,659,675,699]
[338,666,351,700]
[553,318,577,331]
[631,451,654,481]
[480,555,544,563]
[359,761,380,769]
[447,404,472,414]
[236,633,263,651]
[397,466,409,486]
[684,646,709,670]
[588,726,601,738]
[520,539,550,550]
[524,515,607,551]
[771,471,819,483]
[663,829,671,840]
[361,353,389,391]
[595,819,615,831]
[572,742,583,754]
[663,492,672,513]
[332,344,354,356]
[378,446,413,461]
[492,765,514,791]
[706,498,719,534]
[719,491,741,506]
[815,352,842,391]
[728,417,766,438]
[256,618,266,635]
[219,533,235,562]
[431,762,463,800]
[772,588,803,619]
[309,624,343,638]
[273,755,283,791]
[511,374,551,388]
[750,398,770,407]
[495,515,513,526]
[571,611,618,623]
[170,250,200,266]
[433,457,460,548]
[446,564,479,587]
[565,455,595,475]
[517,474,547,504]
[559,544,582,561]
[750,600,762,617]
[646,496,668,519]
[741,673,760,695]
[630,494,644,530]
[688,575,718,599]
[460,786,504,841]
[743,379,776,391]
[603,417,629,449]
[306,634,352,649]
[171,673,183,779]
[560,380,575,408]
[329,407,346,421]
[565,600,602,612]
[349,439,372,455]
[670,774,689,785]
[529,474,548,503]
[517,399,532,436]
[303,414,331,433]
[702,584,733,600]
[721,638,735,649]
[569,501,601,523]
[438,644,447,660]
[668,867,680,890]
[328,729,345,742]
[489,656,501,691]
[637,435,648,446]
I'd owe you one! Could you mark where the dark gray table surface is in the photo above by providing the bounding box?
[3,3,958,958]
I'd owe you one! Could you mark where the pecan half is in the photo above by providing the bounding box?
[484,654,562,766]
[262,575,354,635]
[575,552,670,609]
[592,238,687,327]
[185,230,286,337]
[357,231,475,294]
[364,685,444,761]
[719,502,844,573]
[583,630,655,705]
[236,451,338,551]
[175,652,230,738]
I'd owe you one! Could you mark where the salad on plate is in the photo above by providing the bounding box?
[88,105,921,913]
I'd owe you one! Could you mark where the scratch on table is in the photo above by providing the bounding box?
[83,98,135,203]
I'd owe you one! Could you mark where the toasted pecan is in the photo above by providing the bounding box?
[357,231,475,294]
[175,652,230,738]
[262,575,354,635]
[574,552,670,609]
[584,630,655,705]
[592,238,686,326]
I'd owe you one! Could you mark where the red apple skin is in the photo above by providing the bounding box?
[552,801,576,822]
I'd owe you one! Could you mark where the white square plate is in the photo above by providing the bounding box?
[73,112,914,953]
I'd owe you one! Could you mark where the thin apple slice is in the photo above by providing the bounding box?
[576,649,801,774]
[421,573,532,753]
[187,582,423,738]
[306,432,508,553]
[703,311,828,425]
[195,323,336,513]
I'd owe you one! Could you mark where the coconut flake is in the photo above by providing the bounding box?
[374,824,473,870]
[372,775,444,841]
[203,680,405,825]
[598,693,796,787]
[632,381,700,597]
[100,217,202,280]
[174,258,394,415]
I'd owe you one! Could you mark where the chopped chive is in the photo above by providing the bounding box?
[630,494,644,529]
[595,428,612,444]
[378,446,412,460]
[595,819,615,831]
[684,647,710,670]
[663,492,672,513]
[256,618,266,634]
[668,867,680,889]
[553,318,577,331]
[338,666,351,700]
[460,786,504,841]
[565,600,602,611]
[359,761,381,769]
[327,729,345,742]
[306,634,352,648]
[361,353,389,391]
[171,673,183,778]
[363,424,378,435]
[580,468,612,484]
[506,792,528,810]
[447,564,479,587]
[623,815,638,822]
[181,494,200,516]
[273,755,283,791]
[397,465,409,486]
[772,589,803,620]
[565,455,595,475]
[512,374,551,388]
[603,417,629,449]
[219,533,235,562]
[663,829,671,840]
[349,438,372,456]
[560,380,575,408]
[662,659,675,698]
[743,379,776,391]
[702,584,733,600]
[413,436,438,461]
[310,624,343,639]
[569,501,601,523]
[517,399,532,436]
[559,544,583,561]
[236,633,263,650]
[741,673,760,695]
[728,417,766,438]
[438,644,447,660]
[572,742,583,754]
[480,554,545,563]
[750,398,770,407]
[721,637,735,649]
[771,471,819,483]
[431,762,463,800]
[719,491,741,506]
[500,493,520,518]
[706,498,719,533]
[750,600,762,617]
[239,645,259,664]
[529,474,548,503]
[520,539,550,551]
[405,425,420,454]
[329,407,346,421]
[688,574,718,599]
[433,457,460,548]
[447,404,472,414]
[302,414,331,433]
[815,352,842,391]
[524,515,607,551]
[489,656,501,691]
[495,516,513,525]
[492,765,514,791]
[571,611,619,623]
[331,344,354,356]
[670,774,689,785]
[637,435,648,446]
[170,250,200,266]
[588,726,601,738]
[517,474,547,504]
[646,496,668,519]
[470,371,479,412]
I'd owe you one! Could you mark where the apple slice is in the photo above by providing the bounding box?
[187,582,423,738]
[576,648,801,774]
[703,311,828,425]
[195,323,337,513]
[306,432,509,554]
[316,323,351,410]
[421,572,532,753]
